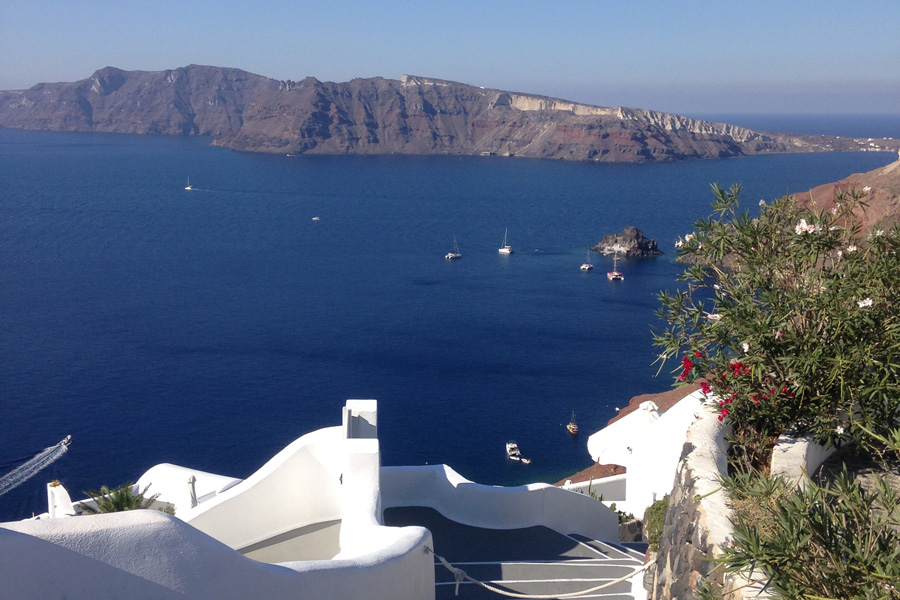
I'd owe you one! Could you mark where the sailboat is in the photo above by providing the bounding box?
[498,228,513,254]
[580,249,594,271]
[567,412,579,435]
[445,235,462,260]
[607,251,624,281]
[184,178,193,191]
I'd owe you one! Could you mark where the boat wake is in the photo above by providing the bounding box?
[0,436,71,498]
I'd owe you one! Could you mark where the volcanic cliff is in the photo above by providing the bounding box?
[1,66,897,163]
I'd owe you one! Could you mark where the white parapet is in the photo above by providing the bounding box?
[0,510,434,600]
[381,464,620,542]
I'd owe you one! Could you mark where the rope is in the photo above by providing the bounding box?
[425,546,650,599]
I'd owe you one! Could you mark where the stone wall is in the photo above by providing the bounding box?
[647,405,836,600]
[648,402,734,599]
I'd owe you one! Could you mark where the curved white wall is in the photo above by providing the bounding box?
[1,510,434,600]
[178,427,344,550]
[381,464,619,542]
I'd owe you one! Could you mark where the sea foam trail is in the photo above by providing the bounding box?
[0,437,70,498]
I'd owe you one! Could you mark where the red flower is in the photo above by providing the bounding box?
[700,381,712,395]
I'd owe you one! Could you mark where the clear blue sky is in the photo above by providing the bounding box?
[2,0,898,114]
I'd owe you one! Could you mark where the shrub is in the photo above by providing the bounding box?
[78,482,160,513]
[644,494,669,552]
[654,183,900,471]
[721,468,900,599]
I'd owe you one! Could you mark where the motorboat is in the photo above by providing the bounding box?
[607,251,624,281]
[445,235,462,260]
[567,412,578,435]
[498,228,513,254]
[506,441,522,460]
[506,441,530,464]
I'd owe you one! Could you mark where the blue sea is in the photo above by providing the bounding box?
[1,117,896,521]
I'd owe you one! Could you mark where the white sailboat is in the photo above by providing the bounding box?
[580,249,594,271]
[445,235,462,260]
[184,178,192,191]
[607,251,624,281]
[498,228,513,254]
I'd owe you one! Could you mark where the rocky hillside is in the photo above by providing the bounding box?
[798,150,900,231]
[0,65,280,135]
[2,66,897,163]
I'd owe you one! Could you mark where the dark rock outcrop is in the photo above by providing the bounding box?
[592,226,663,256]
[2,67,898,163]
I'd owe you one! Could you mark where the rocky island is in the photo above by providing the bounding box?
[592,227,662,256]
[1,65,897,163]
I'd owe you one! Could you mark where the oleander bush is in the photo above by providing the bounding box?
[654,183,900,472]
[720,468,900,599]
[654,184,900,598]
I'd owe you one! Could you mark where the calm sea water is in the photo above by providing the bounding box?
[1,122,896,521]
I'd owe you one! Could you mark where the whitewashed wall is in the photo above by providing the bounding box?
[0,510,434,600]
[180,426,345,550]
[381,464,620,542]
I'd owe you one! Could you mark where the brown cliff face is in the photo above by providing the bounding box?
[2,66,898,163]
[0,65,280,136]
[796,152,900,231]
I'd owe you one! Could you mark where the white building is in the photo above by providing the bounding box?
[566,390,704,516]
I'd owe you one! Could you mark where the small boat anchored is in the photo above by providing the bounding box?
[580,249,594,271]
[567,412,578,435]
[498,228,513,255]
[506,441,531,464]
[445,235,462,260]
[607,251,624,281]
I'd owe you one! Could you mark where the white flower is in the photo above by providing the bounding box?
[858,298,874,309]
[831,207,838,215]
[674,239,683,248]
[836,250,843,259]
[836,425,845,435]
[795,219,822,235]
[742,342,750,353]
[877,229,885,237]
[684,233,694,243]
[775,330,783,340]
[863,186,872,194]
[759,199,766,207]
[847,244,857,253]
[705,312,722,322]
